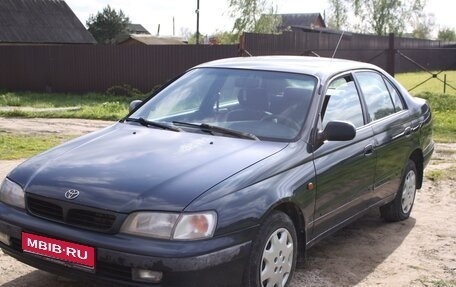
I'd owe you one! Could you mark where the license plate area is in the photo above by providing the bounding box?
[21,232,95,270]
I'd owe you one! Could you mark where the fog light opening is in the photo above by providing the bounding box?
[0,232,10,246]
[132,268,163,283]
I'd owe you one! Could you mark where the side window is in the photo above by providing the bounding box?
[355,71,395,121]
[322,76,364,128]
[384,78,404,112]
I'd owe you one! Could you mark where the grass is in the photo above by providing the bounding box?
[0,92,144,120]
[396,70,456,97]
[395,71,456,143]
[410,92,456,143]
[0,133,75,160]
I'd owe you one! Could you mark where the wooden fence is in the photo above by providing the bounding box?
[0,31,454,93]
[240,32,456,76]
[0,45,237,93]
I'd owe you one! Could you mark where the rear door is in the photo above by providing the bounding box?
[312,74,376,240]
[353,71,413,202]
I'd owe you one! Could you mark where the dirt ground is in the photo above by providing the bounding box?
[0,117,455,287]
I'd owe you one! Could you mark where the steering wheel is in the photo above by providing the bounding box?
[260,114,301,131]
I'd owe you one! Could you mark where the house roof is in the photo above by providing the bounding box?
[126,24,150,35]
[119,34,185,45]
[0,0,96,44]
[279,13,326,29]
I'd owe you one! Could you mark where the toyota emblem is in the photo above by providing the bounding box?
[65,189,80,200]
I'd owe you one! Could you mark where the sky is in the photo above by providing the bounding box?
[65,0,456,38]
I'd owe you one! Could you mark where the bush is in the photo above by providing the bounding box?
[106,84,142,97]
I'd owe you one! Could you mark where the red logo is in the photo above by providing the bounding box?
[22,232,95,269]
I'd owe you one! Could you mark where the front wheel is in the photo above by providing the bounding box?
[380,160,417,222]
[243,211,297,287]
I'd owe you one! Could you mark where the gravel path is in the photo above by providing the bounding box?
[0,117,114,135]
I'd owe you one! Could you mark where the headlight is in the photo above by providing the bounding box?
[0,178,25,209]
[173,212,217,240]
[120,211,217,240]
[120,212,179,239]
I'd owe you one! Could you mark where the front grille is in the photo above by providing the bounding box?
[67,209,116,230]
[28,197,63,221]
[27,195,118,232]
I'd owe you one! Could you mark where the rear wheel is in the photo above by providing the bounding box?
[380,160,417,222]
[243,211,297,287]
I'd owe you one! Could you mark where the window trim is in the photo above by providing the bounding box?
[381,76,407,112]
[320,73,368,130]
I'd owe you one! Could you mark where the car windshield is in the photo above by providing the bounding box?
[130,68,317,141]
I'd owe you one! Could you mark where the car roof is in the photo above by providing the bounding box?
[195,56,382,79]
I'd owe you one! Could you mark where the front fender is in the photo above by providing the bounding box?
[187,159,316,239]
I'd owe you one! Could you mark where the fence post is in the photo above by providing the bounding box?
[387,33,396,77]
[238,34,245,56]
[444,74,447,94]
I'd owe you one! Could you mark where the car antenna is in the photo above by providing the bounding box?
[332,31,345,58]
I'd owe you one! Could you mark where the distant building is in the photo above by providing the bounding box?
[278,13,327,31]
[125,24,151,35]
[0,0,96,45]
[115,23,152,43]
[118,35,185,46]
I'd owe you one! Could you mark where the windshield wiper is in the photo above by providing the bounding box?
[172,121,259,141]
[126,117,181,132]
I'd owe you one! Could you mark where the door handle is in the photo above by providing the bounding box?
[392,127,412,140]
[404,127,411,136]
[364,144,374,156]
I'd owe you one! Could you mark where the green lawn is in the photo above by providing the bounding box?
[0,133,74,160]
[0,92,145,120]
[396,70,456,96]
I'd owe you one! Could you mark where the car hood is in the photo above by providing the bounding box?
[9,123,287,212]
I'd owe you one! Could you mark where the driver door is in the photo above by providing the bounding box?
[311,74,376,241]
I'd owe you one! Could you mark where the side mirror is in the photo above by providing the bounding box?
[129,100,143,113]
[318,121,356,142]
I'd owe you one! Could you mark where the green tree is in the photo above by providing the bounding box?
[227,0,279,38]
[411,13,434,39]
[351,0,425,35]
[438,28,456,41]
[327,0,348,30]
[86,5,130,44]
[210,31,239,44]
[185,32,199,44]
[255,8,282,34]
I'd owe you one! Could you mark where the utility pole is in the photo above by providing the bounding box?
[196,0,200,44]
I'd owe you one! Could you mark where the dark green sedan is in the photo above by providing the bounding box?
[0,56,433,287]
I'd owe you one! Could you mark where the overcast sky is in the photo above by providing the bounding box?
[65,0,456,38]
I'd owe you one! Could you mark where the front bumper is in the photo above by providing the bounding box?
[0,203,254,287]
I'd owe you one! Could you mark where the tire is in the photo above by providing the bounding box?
[243,211,298,287]
[380,160,418,222]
